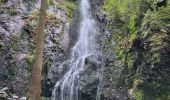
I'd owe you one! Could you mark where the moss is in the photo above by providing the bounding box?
[0,0,5,3]
[26,8,64,36]
[7,64,15,80]
[40,97,47,100]
[25,53,34,74]
[103,0,170,99]
[55,1,77,19]
[25,53,35,84]
[10,35,19,52]
[9,5,18,15]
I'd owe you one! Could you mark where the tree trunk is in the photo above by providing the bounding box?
[27,0,47,100]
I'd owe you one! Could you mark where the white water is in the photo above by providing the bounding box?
[52,0,98,99]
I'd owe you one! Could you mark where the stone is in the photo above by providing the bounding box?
[20,97,27,100]
[0,89,8,100]
[2,87,8,91]
[0,92,7,99]
[12,95,18,99]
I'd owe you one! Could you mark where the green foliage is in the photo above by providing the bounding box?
[40,97,47,100]
[103,0,144,18]
[26,9,62,37]
[10,35,19,52]
[103,0,170,99]
[103,0,117,18]
[0,0,5,3]
[103,0,142,68]
[26,53,34,71]
[9,5,18,15]
[55,1,77,18]
[25,53,35,82]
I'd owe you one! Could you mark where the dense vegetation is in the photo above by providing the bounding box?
[103,0,170,99]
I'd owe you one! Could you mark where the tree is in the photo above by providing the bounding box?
[27,0,48,100]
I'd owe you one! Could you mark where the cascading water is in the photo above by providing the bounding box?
[52,0,98,99]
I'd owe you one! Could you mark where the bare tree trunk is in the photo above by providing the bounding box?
[27,0,47,100]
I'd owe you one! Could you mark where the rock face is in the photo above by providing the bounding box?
[0,87,27,100]
[1,0,169,100]
[90,0,128,99]
[48,0,127,99]
[0,0,33,96]
[0,0,123,99]
[46,0,112,99]
[0,0,75,98]
[44,4,80,98]
[0,0,129,99]
[102,0,170,99]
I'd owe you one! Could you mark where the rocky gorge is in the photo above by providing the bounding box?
[0,0,170,100]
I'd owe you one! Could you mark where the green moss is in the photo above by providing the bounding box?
[9,5,18,15]
[55,1,77,19]
[25,54,34,72]
[0,0,5,3]
[25,53,35,82]
[103,0,170,99]
[10,35,19,52]
[134,89,144,100]
[40,97,47,100]
[7,65,15,80]
[103,0,145,18]
[27,8,63,35]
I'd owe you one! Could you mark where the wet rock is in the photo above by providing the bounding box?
[89,0,128,99]
[0,0,72,97]
[20,97,27,100]
[68,9,80,47]
[0,90,8,100]
[0,0,35,97]
[0,87,26,100]
[61,22,70,51]
[78,55,99,99]
[12,95,18,99]
[0,87,12,100]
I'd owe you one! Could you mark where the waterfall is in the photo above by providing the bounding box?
[52,0,98,99]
